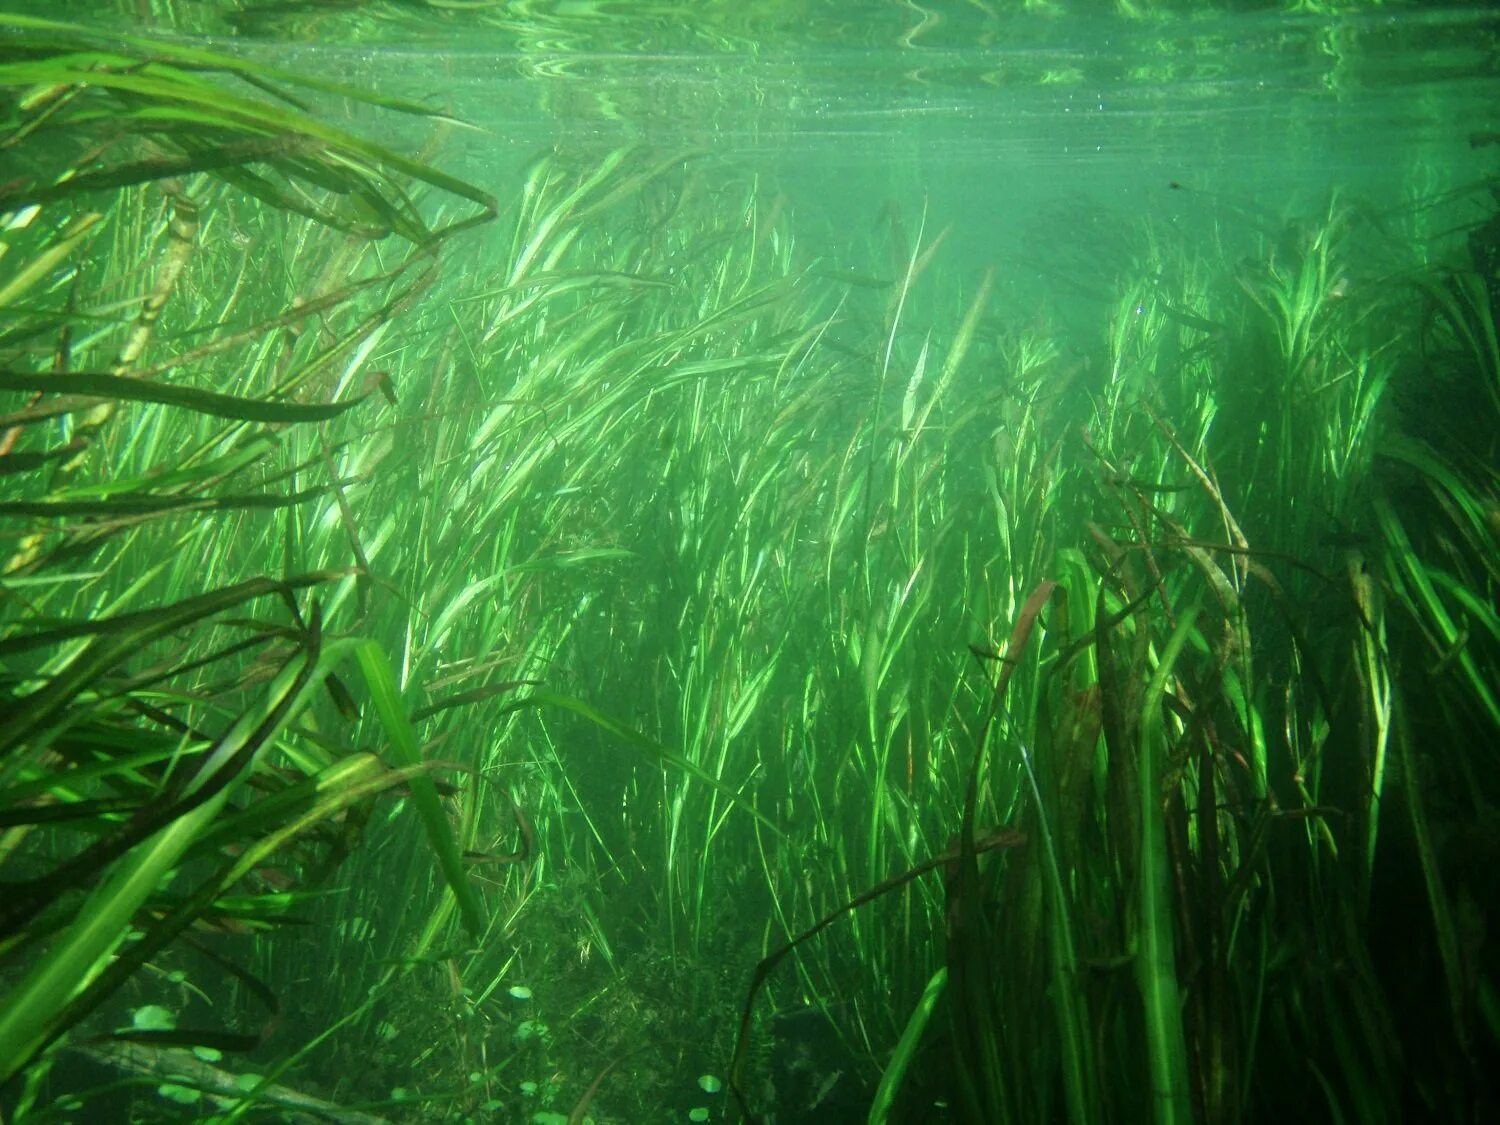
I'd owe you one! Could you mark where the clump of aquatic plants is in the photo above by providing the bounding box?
[296,136,1493,1121]
[0,14,495,1118]
[3,12,1497,1125]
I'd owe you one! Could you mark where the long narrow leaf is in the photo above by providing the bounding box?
[353,640,485,940]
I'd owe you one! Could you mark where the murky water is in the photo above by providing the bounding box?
[185,3,1500,306]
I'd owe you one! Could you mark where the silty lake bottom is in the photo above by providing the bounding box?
[0,3,1498,1123]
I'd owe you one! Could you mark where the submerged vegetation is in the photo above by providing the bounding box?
[2,9,1498,1125]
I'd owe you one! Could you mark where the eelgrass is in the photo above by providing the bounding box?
[455,117,1460,1125]
[0,17,495,1112]
[3,14,1497,1122]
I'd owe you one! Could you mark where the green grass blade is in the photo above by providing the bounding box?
[353,639,485,940]
[868,966,947,1124]
[0,784,230,1083]
[1136,608,1197,1125]
[0,369,376,424]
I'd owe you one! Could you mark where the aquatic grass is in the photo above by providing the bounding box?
[4,23,1495,1115]
[0,641,451,1088]
[0,14,496,238]
[709,182,1494,1124]
[253,151,839,1105]
[1134,606,1198,1125]
[302,151,1050,1107]
[0,18,498,1110]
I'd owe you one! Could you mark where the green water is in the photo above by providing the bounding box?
[42,2,1500,234]
[170,3,1500,331]
[235,6,1495,251]
[2,4,1498,1124]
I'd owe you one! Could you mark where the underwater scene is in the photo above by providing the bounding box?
[1,1,1498,1122]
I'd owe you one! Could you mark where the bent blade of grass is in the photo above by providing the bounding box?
[98,31,469,125]
[0,369,376,424]
[47,432,280,501]
[0,479,353,518]
[40,692,422,1057]
[353,639,485,940]
[869,965,947,1124]
[1375,493,1500,729]
[1136,607,1197,1125]
[192,748,397,854]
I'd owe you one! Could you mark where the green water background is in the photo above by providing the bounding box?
[25,1,1500,272]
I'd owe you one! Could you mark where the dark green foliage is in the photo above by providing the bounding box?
[0,16,492,1115]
